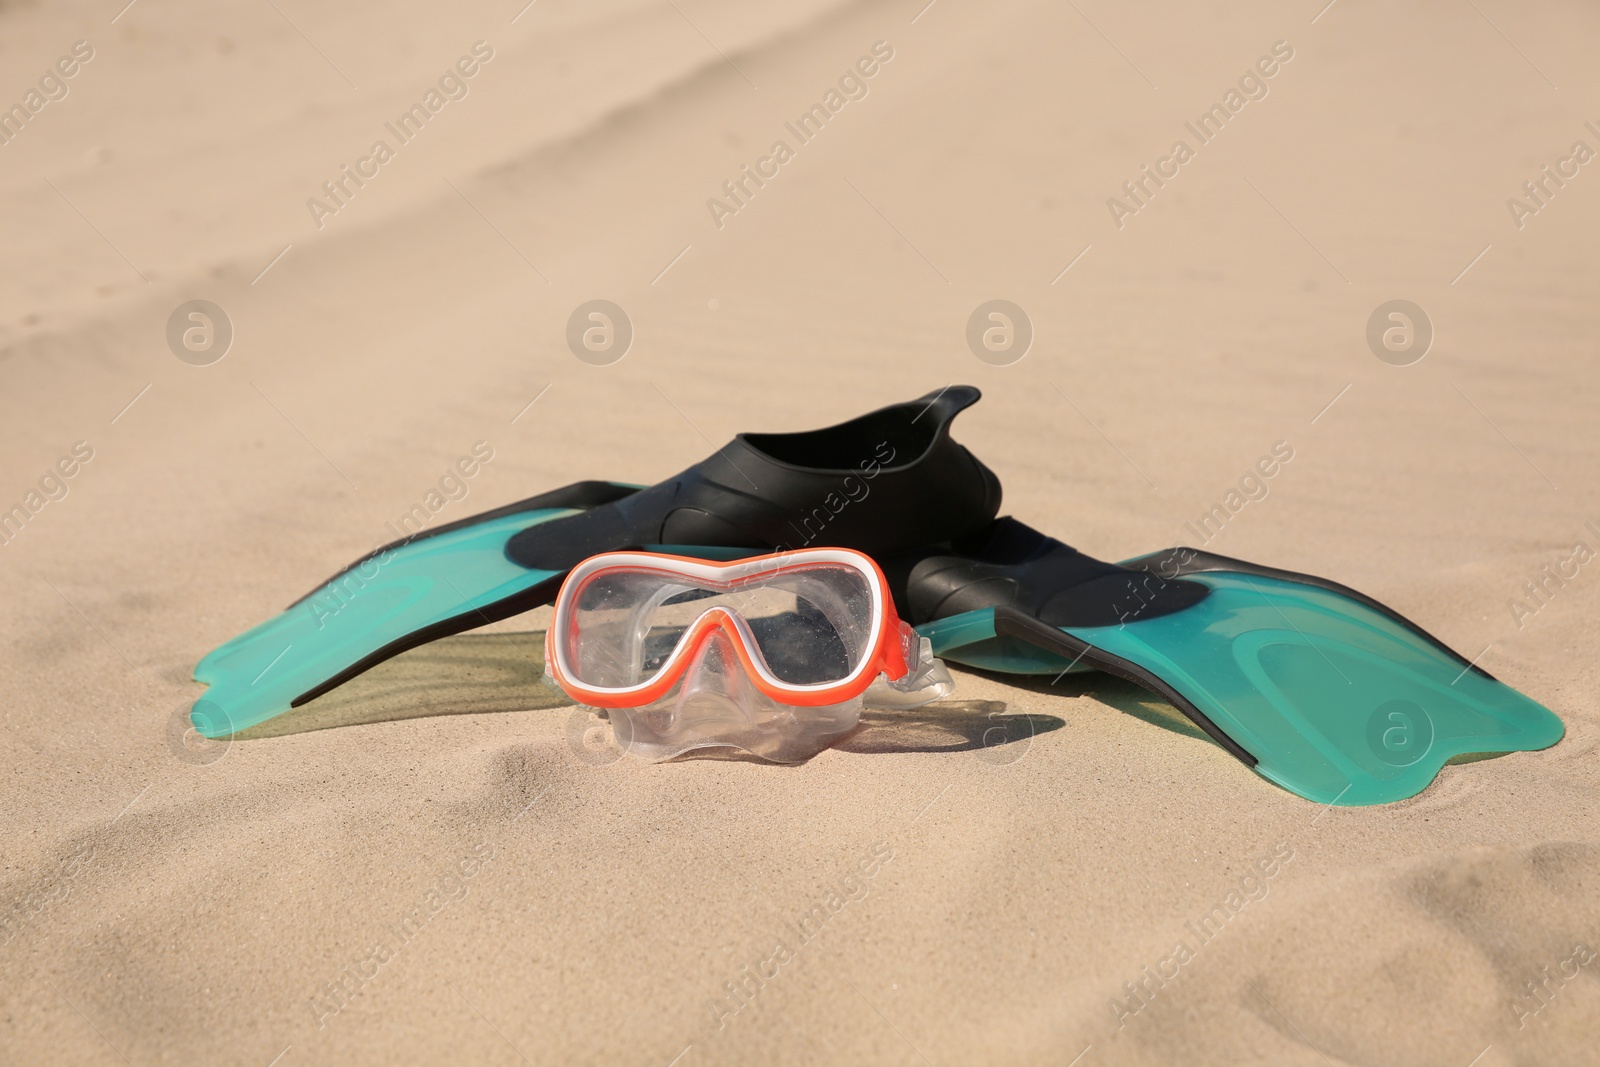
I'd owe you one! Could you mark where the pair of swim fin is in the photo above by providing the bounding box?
[192,386,1562,806]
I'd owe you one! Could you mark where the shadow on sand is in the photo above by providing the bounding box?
[224,633,1063,765]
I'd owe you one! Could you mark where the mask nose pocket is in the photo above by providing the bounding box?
[610,627,864,763]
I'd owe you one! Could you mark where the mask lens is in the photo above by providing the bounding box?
[563,562,878,691]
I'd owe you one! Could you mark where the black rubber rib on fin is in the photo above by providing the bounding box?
[1121,548,1496,681]
[286,480,640,610]
[990,606,1259,768]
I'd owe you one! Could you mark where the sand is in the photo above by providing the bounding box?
[3,0,1598,1063]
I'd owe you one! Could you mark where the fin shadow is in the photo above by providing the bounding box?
[221,635,1067,762]
[1443,750,1511,767]
[228,631,574,740]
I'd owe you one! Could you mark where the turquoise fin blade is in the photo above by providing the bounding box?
[922,574,1563,805]
[1071,572,1562,805]
[191,508,580,738]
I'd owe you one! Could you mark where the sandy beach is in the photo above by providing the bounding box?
[3,0,1598,1063]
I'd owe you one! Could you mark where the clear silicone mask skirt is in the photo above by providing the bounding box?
[545,550,953,762]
